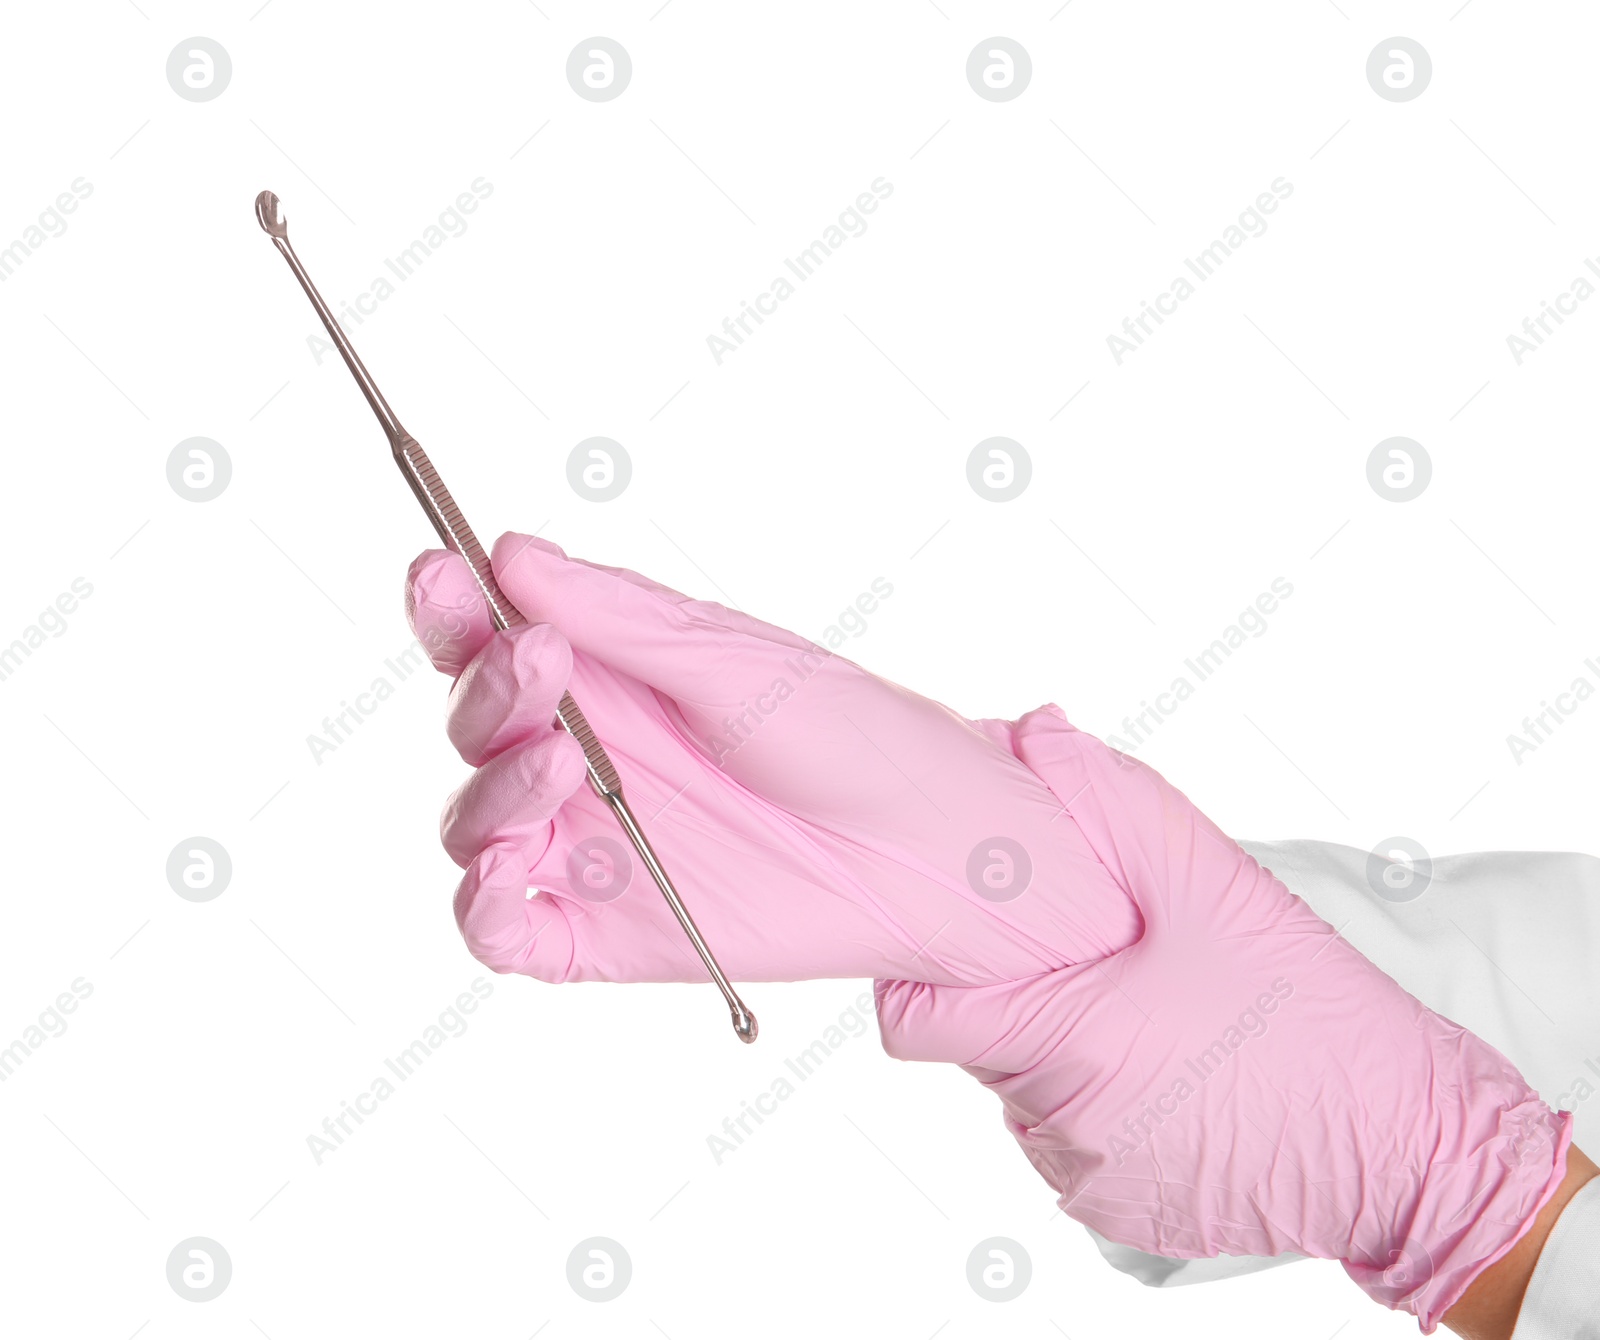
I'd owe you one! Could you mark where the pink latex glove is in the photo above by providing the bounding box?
[405,533,1142,984]
[874,708,1573,1332]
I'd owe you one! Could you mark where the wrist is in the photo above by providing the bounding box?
[1442,1144,1599,1339]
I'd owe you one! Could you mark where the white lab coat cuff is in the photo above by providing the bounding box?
[1511,1174,1600,1340]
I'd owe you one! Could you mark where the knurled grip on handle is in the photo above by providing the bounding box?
[396,437,626,799]
[395,436,525,630]
[556,692,623,797]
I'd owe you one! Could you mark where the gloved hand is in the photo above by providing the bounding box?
[873,707,1573,1333]
[1091,840,1600,1291]
[405,533,1142,984]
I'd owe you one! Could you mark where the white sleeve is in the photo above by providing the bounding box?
[1511,1175,1600,1340]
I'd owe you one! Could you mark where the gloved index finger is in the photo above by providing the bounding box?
[490,531,819,707]
[406,548,497,677]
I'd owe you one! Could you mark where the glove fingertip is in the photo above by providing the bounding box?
[546,727,590,799]
[407,549,494,676]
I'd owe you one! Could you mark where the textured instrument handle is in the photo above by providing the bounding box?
[556,692,622,797]
[394,435,523,629]
[393,435,623,798]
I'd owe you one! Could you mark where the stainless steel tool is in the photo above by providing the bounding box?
[255,190,757,1044]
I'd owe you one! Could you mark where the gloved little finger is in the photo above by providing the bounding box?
[406,548,496,677]
[441,728,588,868]
[875,977,1018,1066]
[875,968,1099,1072]
[454,842,577,980]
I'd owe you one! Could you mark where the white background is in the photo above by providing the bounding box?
[1,2,1595,1337]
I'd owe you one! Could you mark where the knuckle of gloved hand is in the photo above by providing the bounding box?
[871,980,924,1061]
[446,650,525,764]
[525,730,587,802]
[507,621,573,695]
[439,788,475,868]
[440,737,586,868]
[489,733,586,825]
[453,845,574,982]
[464,934,532,977]
[449,624,573,761]
[457,895,564,980]
[439,774,508,867]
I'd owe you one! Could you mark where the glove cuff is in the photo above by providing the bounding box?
[1345,1103,1573,1332]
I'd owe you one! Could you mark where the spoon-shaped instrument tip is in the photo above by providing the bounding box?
[254,190,287,238]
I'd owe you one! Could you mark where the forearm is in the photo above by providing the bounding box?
[1444,1145,1599,1339]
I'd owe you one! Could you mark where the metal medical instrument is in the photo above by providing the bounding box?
[254,190,757,1044]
